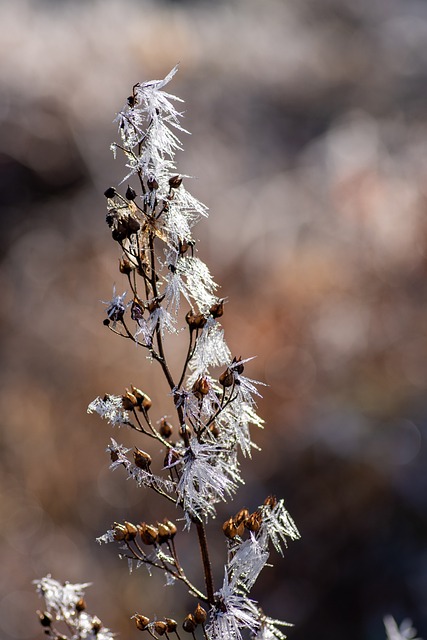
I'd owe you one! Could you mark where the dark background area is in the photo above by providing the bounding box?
[1,1,427,639]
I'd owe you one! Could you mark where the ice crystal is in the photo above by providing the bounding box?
[384,616,422,640]
[87,395,130,427]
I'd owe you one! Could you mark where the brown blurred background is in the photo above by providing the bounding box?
[1,0,427,638]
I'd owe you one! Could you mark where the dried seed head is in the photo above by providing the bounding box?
[119,257,134,275]
[104,187,116,198]
[159,417,173,438]
[223,517,239,539]
[133,447,152,470]
[165,618,178,633]
[123,390,138,409]
[232,356,245,375]
[124,521,139,540]
[76,598,86,612]
[126,185,137,200]
[245,511,262,533]
[209,299,224,319]
[264,495,278,509]
[92,616,102,633]
[164,448,181,467]
[210,422,220,438]
[169,174,182,188]
[163,519,177,537]
[218,368,234,388]
[131,386,152,411]
[182,614,197,633]
[131,300,145,321]
[113,522,127,541]
[37,611,52,627]
[139,523,159,545]
[193,604,207,625]
[110,448,119,463]
[234,508,250,526]
[157,522,172,543]
[185,310,207,331]
[147,177,159,191]
[192,376,210,397]
[134,614,150,631]
[154,621,167,636]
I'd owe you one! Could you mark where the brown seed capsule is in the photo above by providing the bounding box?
[163,519,177,537]
[192,376,210,397]
[165,618,178,633]
[209,422,220,438]
[234,508,250,526]
[147,177,159,191]
[157,522,172,544]
[154,621,167,635]
[38,611,52,627]
[131,300,145,322]
[139,523,158,545]
[245,512,262,533]
[223,517,238,539]
[264,495,278,509]
[92,616,102,633]
[126,185,137,200]
[159,417,173,438]
[113,522,127,541]
[218,368,234,388]
[123,390,138,409]
[182,614,197,633]
[232,356,244,375]
[193,604,207,625]
[209,299,224,319]
[164,448,181,468]
[131,386,152,411]
[76,598,86,612]
[110,448,119,463]
[133,448,152,470]
[124,521,139,540]
[134,614,150,631]
[185,310,207,331]
[119,257,133,275]
[104,187,116,198]
[169,174,183,188]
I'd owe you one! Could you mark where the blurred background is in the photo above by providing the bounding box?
[1,0,427,638]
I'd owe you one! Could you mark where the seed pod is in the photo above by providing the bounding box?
[109,448,119,463]
[38,611,52,627]
[113,522,127,541]
[159,417,173,438]
[154,621,167,636]
[165,618,178,633]
[104,187,116,198]
[134,614,150,631]
[124,521,139,540]
[209,422,220,438]
[163,519,177,537]
[219,368,234,388]
[182,614,197,633]
[264,495,278,509]
[133,448,152,470]
[76,598,86,612]
[127,214,141,236]
[193,604,207,625]
[133,388,152,411]
[169,175,183,188]
[234,508,249,526]
[210,299,224,319]
[245,512,262,533]
[126,185,137,200]
[223,517,238,539]
[185,310,207,331]
[119,257,133,275]
[192,376,210,397]
[123,390,138,409]
[232,356,244,375]
[131,300,145,322]
[164,449,181,468]
[140,523,158,545]
[92,616,102,633]
[157,522,172,544]
[147,177,159,191]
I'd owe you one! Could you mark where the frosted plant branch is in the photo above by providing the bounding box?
[35,67,300,640]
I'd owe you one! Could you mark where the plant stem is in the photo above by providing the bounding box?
[195,520,215,605]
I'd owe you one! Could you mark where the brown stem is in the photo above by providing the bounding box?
[195,520,215,605]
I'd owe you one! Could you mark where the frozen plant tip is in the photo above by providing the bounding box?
[35,67,300,639]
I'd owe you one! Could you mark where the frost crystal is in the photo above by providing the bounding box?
[384,616,423,640]
[87,395,130,427]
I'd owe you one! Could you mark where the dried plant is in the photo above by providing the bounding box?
[34,66,301,640]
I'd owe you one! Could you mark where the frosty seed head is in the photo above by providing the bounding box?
[75,597,86,612]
